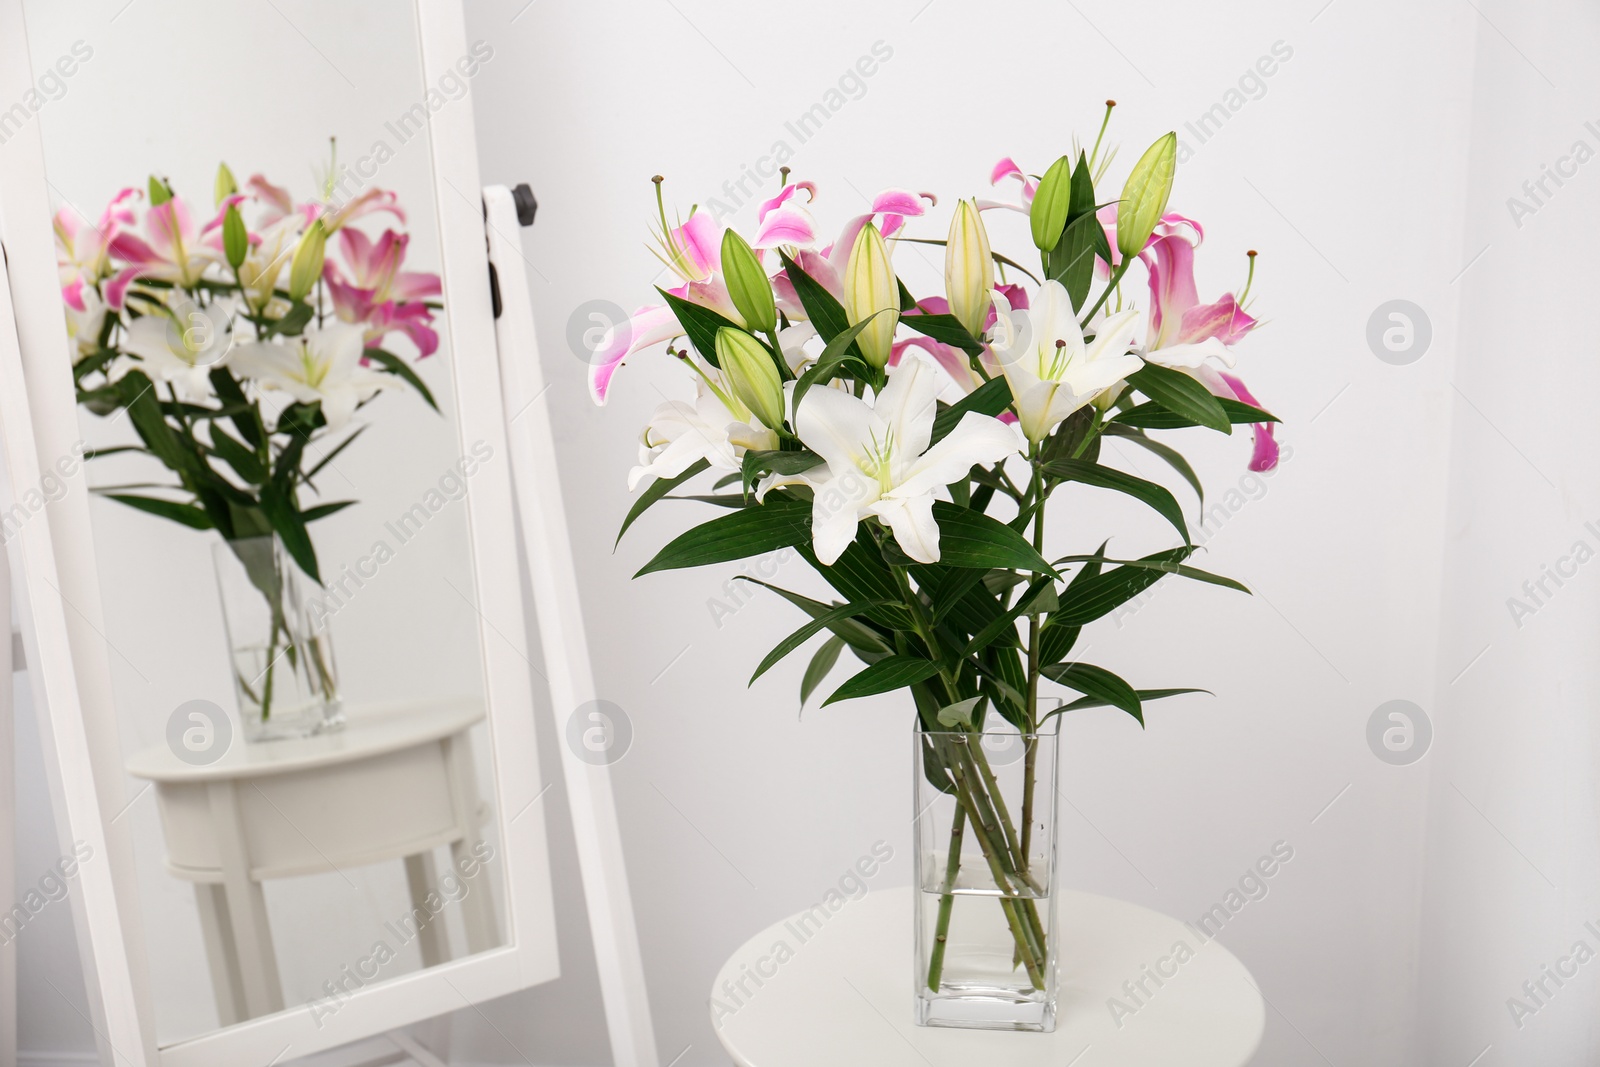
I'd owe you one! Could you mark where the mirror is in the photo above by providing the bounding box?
[13,0,541,1055]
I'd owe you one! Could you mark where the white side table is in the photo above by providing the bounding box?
[712,886,1264,1066]
[126,697,501,1025]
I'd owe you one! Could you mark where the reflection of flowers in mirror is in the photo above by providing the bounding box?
[56,161,444,586]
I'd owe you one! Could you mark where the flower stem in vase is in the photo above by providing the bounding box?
[926,805,966,992]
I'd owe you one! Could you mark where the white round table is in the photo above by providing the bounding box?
[126,697,500,1025]
[712,886,1264,1066]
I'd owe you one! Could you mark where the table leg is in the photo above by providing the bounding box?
[193,882,248,1026]
[404,851,450,967]
[206,780,284,1017]
[444,734,500,953]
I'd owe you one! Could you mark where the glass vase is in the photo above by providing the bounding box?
[914,719,1061,1031]
[212,535,342,742]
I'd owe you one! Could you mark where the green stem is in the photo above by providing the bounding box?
[1079,258,1132,327]
[944,738,1044,988]
[925,805,965,992]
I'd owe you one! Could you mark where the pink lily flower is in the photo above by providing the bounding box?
[325,229,441,317]
[315,186,405,233]
[106,194,222,303]
[1136,213,1274,470]
[591,209,744,404]
[979,158,1038,214]
[54,187,139,289]
[324,228,442,355]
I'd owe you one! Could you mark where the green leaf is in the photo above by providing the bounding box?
[1043,458,1189,544]
[208,427,265,484]
[797,539,911,631]
[801,635,846,705]
[777,251,853,349]
[656,287,743,367]
[960,575,1053,658]
[930,377,1013,446]
[932,502,1057,575]
[618,458,709,546]
[792,314,882,413]
[1047,210,1104,310]
[102,493,213,530]
[1053,551,1251,594]
[636,497,812,576]
[823,654,942,706]
[305,426,368,485]
[259,486,320,582]
[1101,424,1204,507]
[364,347,439,412]
[741,449,823,496]
[264,301,315,339]
[1041,662,1144,724]
[735,577,893,659]
[1046,687,1210,719]
[937,695,985,728]
[900,311,984,357]
[1126,364,1230,433]
[751,600,889,684]
[208,367,262,448]
[1115,397,1280,430]
[301,500,356,523]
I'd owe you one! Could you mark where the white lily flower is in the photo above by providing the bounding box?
[121,303,232,399]
[788,355,1021,565]
[230,323,389,430]
[989,280,1144,444]
[629,382,778,491]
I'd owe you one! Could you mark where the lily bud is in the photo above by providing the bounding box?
[945,199,993,338]
[1116,132,1178,261]
[1030,155,1073,252]
[214,162,238,208]
[715,327,785,432]
[721,229,777,334]
[222,204,248,271]
[148,175,173,207]
[288,219,327,302]
[843,222,899,369]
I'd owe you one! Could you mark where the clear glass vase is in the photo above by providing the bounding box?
[212,535,342,742]
[914,719,1061,1031]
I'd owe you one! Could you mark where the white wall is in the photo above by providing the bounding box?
[14,0,1538,1064]
[1416,3,1600,1063]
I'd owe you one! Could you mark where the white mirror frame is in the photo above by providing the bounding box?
[0,2,622,1063]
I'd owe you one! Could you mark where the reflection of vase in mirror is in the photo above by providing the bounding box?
[213,534,341,741]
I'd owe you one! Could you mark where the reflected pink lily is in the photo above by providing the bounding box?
[324,228,442,356]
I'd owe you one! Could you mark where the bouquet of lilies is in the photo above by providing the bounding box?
[601,107,1278,991]
[56,156,442,585]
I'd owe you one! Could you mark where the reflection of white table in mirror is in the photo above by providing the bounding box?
[712,886,1264,1067]
[125,698,500,1025]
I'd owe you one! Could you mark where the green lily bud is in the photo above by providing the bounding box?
[148,175,173,207]
[843,222,899,369]
[288,219,327,302]
[716,327,785,432]
[1116,132,1178,261]
[721,229,777,334]
[223,204,248,271]
[1029,155,1073,252]
[215,162,238,208]
[945,199,994,338]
